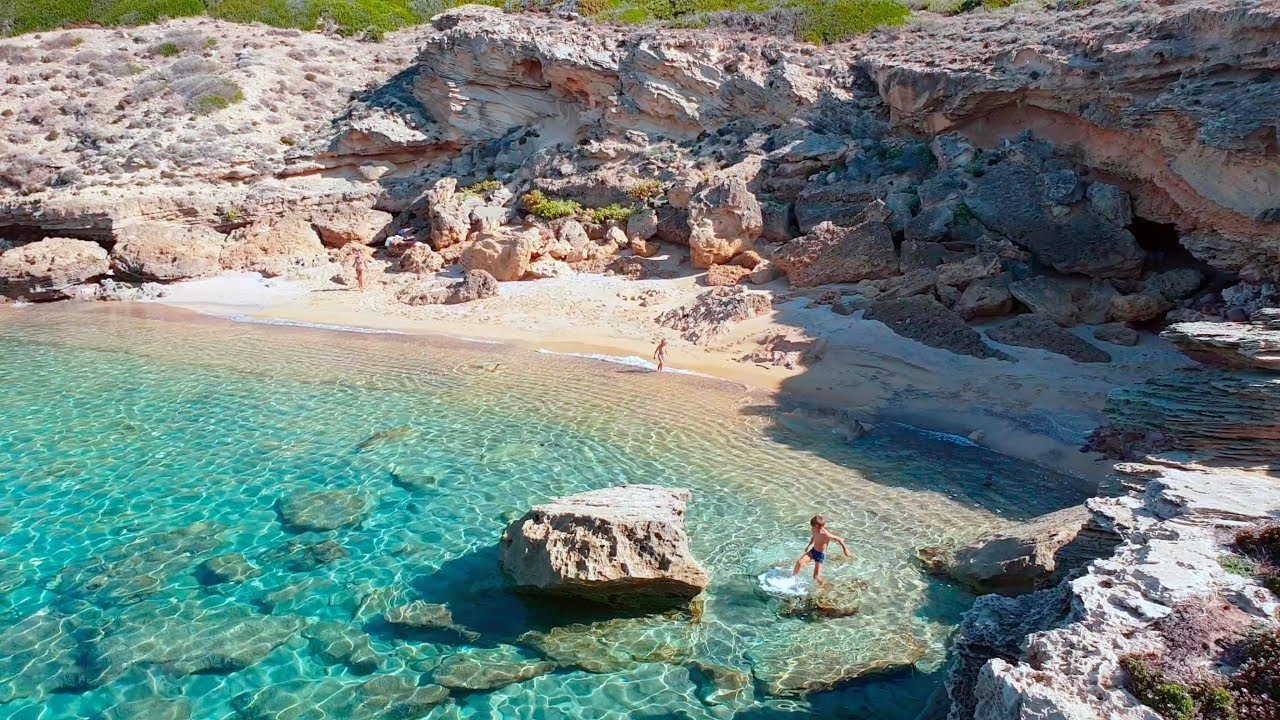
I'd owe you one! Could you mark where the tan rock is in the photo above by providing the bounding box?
[220,216,326,278]
[630,237,660,258]
[1109,291,1173,323]
[705,264,751,287]
[934,253,1002,289]
[499,485,709,609]
[773,221,898,288]
[111,224,225,281]
[397,244,444,275]
[687,176,762,269]
[311,207,393,249]
[0,237,109,299]
[954,274,1014,320]
[459,228,539,282]
[524,258,574,279]
[656,286,771,345]
[397,269,498,305]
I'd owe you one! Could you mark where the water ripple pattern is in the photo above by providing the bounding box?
[0,305,1087,720]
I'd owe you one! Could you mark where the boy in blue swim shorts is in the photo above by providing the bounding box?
[791,514,849,585]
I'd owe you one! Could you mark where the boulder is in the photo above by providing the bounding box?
[705,264,751,287]
[944,505,1119,595]
[794,179,884,233]
[422,178,476,250]
[955,274,1014,320]
[524,258,574,279]
[985,314,1112,363]
[276,489,371,532]
[903,205,954,243]
[110,224,225,281]
[397,244,445,275]
[687,176,762,268]
[1093,323,1140,347]
[1040,169,1083,204]
[774,221,897,288]
[655,286,771,345]
[964,161,1144,278]
[883,192,919,233]
[196,553,259,585]
[1086,182,1133,227]
[1108,291,1173,323]
[460,229,540,281]
[1160,316,1280,371]
[231,676,448,720]
[627,208,658,241]
[311,207,393,248]
[863,296,1011,360]
[397,270,498,306]
[935,253,1002,289]
[499,484,710,608]
[760,200,797,242]
[630,236,660,258]
[1008,275,1118,327]
[654,206,692,246]
[304,621,381,674]
[220,216,326,277]
[0,237,109,299]
[383,601,476,639]
[899,240,966,273]
[1144,267,1204,301]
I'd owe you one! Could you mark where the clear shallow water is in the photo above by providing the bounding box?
[0,305,1087,720]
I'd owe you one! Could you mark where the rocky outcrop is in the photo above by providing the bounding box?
[499,485,709,609]
[863,296,1011,361]
[1008,276,1118,328]
[656,286,771,345]
[396,269,498,305]
[773,221,898,288]
[460,228,540,281]
[949,466,1280,719]
[687,176,763,269]
[985,314,1112,363]
[0,237,109,299]
[110,224,226,281]
[311,207,393,249]
[219,215,327,277]
[1161,311,1280,371]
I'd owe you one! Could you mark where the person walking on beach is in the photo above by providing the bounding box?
[653,338,668,372]
[352,249,367,292]
[792,514,849,585]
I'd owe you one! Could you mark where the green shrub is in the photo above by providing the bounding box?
[221,207,242,221]
[1189,682,1235,719]
[459,178,500,198]
[954,201,975,223]
[588,204,636,224]
[1218,554,1257,577]
[520,190,581,220]
[1236,630,1280,703]
[793,0,908,43]
[1120,655,1194,720]
[152,42,182,56]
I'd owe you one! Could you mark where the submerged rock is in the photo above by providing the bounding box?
[304,620,381,674]
[231,676,448,720]
[49,521,223,607]
[431,645,557,690]
[196,552,259,585]
[265,537,349,572]
[519,613,696,672]
[0,609,102,702]
[276,488,371,532]
[985,314,1112,363]
[500,485,709,609]
[383,601,478,640]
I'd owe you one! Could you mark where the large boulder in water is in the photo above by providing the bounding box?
[499,485,710,609]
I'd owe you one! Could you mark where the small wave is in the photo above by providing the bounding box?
[227,315,406,335]
[535,349,709,377]
[889,422,980,447]
[460,337,504,345]
[757,567,811,597]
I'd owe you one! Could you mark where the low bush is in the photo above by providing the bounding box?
[151,41,183,57]
[627,179,664,201]
[520,190,581,220]
[1219,554,1256,577]
[588,203,635,224]
[458,178,501,199]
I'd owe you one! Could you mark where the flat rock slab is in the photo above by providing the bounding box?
[500,484,709,609]
[276,489,371,532]
[985,314,1111,363]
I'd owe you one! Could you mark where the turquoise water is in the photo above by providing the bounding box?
[0,305,1086,720]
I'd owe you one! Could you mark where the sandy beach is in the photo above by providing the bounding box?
[148,259,1195,483]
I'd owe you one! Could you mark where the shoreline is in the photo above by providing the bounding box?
[127,271,1197,485]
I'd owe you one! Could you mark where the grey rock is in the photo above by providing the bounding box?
[432,645,557,690]
[1040,169,1083,204]
[626,207,658,241]
[954,274,1014,320]
[196,553,259,585]
[774,221,897,288]
[397,269,499,306]
[986,314,1111,362]
[863,296,1011,361]
[276,489,371,532]
[1144,267,1204,301]
[1108,291,1173,323]
[383,601,478,640]
[1008,276,1118,327]
[304,621,381,674]
[1093,323,1140,347]
[1086,182,1133,227]
[760,200,797,243]
[903,205,954,243]
[884,192,919,233]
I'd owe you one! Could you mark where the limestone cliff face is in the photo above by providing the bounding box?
[314,1,1279,274]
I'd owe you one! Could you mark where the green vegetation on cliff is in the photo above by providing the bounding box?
[1,0,909,42]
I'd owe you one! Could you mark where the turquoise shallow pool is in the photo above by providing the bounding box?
[0,304,1086,720]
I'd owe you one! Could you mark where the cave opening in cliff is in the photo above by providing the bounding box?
[0,224,109,249]
[1129,216,1197,268]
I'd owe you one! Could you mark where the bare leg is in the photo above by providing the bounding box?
[791,554,811,577]
[813,561,825,585]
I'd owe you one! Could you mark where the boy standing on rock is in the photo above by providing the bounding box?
[792,515,849,585]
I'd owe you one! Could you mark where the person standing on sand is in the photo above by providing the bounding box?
[352,249,367,292]
[654,338,668,372]
[792,515,849,585]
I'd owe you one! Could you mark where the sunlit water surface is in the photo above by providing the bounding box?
[0,305,1087,720]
